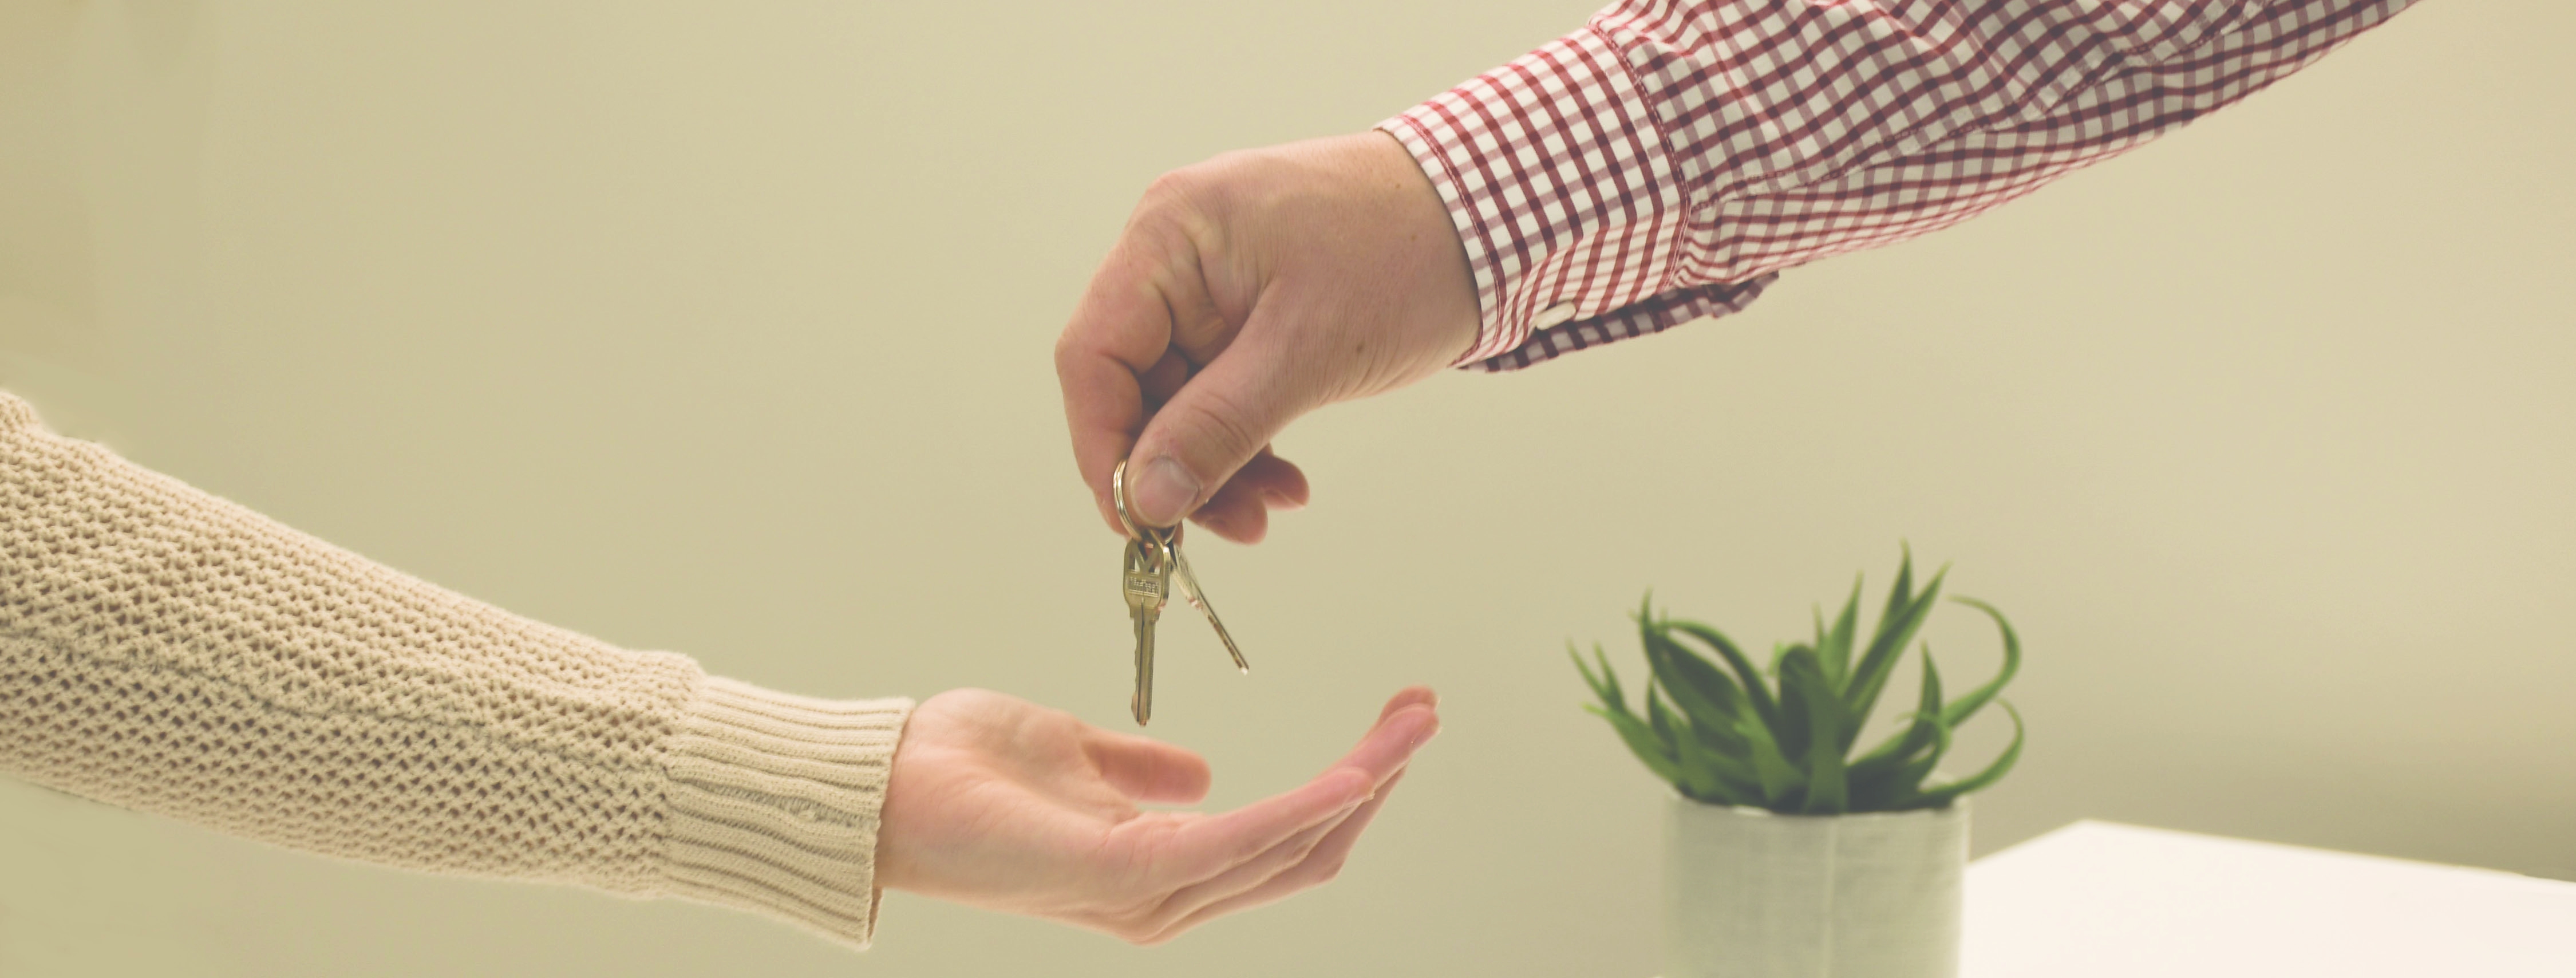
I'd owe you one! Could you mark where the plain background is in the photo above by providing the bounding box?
[2,1,2569,975]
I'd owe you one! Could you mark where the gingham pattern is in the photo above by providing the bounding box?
[1380,0,2419,372]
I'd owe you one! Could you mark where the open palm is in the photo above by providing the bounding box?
[875,686,1438,944]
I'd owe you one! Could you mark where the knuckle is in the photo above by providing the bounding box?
[1053,326,1087,368]
[1143,167,1198,203]
[1140,165,1232,243]
[1143,164,1219,212]
[1167,390,1265,462]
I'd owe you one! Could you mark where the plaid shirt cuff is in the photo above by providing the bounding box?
[1379,26,1721,372]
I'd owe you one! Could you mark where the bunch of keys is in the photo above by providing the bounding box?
[1115,459,1250,725]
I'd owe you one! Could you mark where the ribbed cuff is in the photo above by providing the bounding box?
[657,676,913,949]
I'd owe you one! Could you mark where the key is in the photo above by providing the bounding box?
[1167,527,1249,674]
[1110,459,1250,725]
[1121,533,1171,725]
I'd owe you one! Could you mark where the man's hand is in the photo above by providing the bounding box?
[874,687,1440,944]
[1055,132,1479,543]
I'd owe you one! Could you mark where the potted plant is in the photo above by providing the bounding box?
[1572,549,2023,978]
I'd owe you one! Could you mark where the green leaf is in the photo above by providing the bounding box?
[1811,608,1827,664]
[1820,575,1862,690]
[1900,700,2024,808]
[1641,625,1752,755]
[1575,642,1708,795]
[1687,727,1766,798]
[1847,648,1945,784]
[1842,563,1950,746]
[1780,648,1849,814]
[1856,707,1953,810]
[1938,597,2022,729]
[1673,734,1757,805]
[1645,678,1678,744]
[1658,687,1761,804]
[1639,613,1741,712]
[1594,642,1627,709]
[1569,642,1615,707]
[1773,642,1818,760]
[1583,703,1684,788]
[1663,620,1784,739]
[1646,682,1720,799]
[1734,711,1803,807]
[1883,542,1916,626]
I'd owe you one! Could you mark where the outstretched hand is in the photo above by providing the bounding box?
[1054,131,1479,544]
[874,686,1440,944]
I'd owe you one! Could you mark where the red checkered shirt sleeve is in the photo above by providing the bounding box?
[1378,0,2419,372]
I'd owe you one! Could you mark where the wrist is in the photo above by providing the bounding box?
[871,715,927,894]
[1351,129,1481,366]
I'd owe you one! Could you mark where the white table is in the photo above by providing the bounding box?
[1963,821,2576,976]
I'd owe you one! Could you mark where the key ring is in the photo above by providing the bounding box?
[1123,531,1167,577]
[1111,459,1179,554]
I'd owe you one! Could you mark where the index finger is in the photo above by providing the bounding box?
[1054,230,1199,536]
[1149,697,1439,883]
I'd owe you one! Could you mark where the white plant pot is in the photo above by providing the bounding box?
[1664,795,1968,978]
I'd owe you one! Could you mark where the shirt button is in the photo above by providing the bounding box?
[1534,302,1579,330]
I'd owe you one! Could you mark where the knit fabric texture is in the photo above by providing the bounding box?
[0,392,911,949]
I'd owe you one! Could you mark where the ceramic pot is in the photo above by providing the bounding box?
[1664,795,1967,978]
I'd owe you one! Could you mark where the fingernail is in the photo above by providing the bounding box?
[1388,709,1437,745]
[1132,456,1200,526]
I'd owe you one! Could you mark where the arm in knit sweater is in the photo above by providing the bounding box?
[0,392,910,949]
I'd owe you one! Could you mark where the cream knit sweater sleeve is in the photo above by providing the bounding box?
[0,392,910,949]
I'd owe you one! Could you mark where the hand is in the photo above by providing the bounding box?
[874,686,1440,944]
[1054,131,1479,543]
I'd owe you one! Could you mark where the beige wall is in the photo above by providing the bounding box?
[3,1,2569,975]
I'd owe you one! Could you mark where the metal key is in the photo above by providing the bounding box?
[1111,460,1249,725]
[1120,533,1170,725]
[1167,527,1249,674]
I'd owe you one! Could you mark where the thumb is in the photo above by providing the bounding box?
[1123,332,1317,528]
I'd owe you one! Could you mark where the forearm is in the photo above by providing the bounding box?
[1383,0,2421,370]
[0,392,908,948]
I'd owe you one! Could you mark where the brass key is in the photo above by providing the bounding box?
[1120,533,1170,725]
[1111,460,1250,725]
